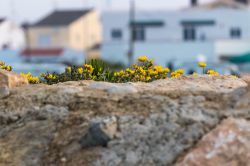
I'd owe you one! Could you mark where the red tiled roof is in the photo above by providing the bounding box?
[21,48,64,56]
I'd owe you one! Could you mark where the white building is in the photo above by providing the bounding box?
[0,18,25,50]
[101,0,250,66]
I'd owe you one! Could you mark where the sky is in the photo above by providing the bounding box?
[0,0,214,23]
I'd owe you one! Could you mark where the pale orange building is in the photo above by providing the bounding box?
[27,9,102,59]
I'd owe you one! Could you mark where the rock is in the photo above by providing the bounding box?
[0,76,250,166]
[89,82,138,94]
[80,116,118,148]
[0,86,10,99]
[175,118,250,166]
[0,69,28,88]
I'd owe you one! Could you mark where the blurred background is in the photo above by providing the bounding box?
[1,0,250,75]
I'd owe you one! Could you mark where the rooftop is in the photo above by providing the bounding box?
[32,9,92,27]
[21,48,64,56]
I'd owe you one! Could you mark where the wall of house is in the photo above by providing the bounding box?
[27,26,69,49]
[0,20,25,50]
[69,10,102,51]
[101,7,250,65]
[102,41,215,66]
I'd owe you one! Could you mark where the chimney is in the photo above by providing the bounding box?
[191,0,198,7]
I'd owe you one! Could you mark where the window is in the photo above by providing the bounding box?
[38,34,51,47]
[111,29,122,40]
[132,26,145,41]
[230,28,241,39]
[183,26,196,41]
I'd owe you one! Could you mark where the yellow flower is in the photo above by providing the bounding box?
[207,69,219,76]
[175,69,185,75]
[5,65,12,71]
[198,62,207,68]
[77,67,84,74]
[154,66,163,73]
[114,72,119,77]
[138,56,148,62]
[163,68,170,73]
[48,74,55,80]
[146,76,151,81]
[29,76,40,84]
[66,67,71,73]
[192,72,198,76]
[20,72,40,84]
[0,61,5,66]
[149,69,158,76]
[84,64,94,74]
[171,69,185,78]
[139,75,145,81]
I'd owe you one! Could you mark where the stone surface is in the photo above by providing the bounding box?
[175,118,250,166]
[0,86,10,99]
[0,75,250,166]
[80,116,118,148]
[0,69,29,88]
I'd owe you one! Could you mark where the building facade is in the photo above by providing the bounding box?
[101,0,250,66]
[27,9,102,52]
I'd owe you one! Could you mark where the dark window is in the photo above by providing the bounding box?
[183,26,196,41]
[235,0,248,4]
[111,29,122,40]
[132,26,145,41]
[230,28,241,39]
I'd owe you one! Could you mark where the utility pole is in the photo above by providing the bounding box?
[127,0,135,67]
[22,23,31,62]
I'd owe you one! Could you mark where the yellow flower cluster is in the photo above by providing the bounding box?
[0,61,12,71]
[114,57,171,82]
[20,72,40,84]
[171,69,185,78]
[207,69,219,76]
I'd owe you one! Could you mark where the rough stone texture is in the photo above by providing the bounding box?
[80,116,118,148]
[175,118,250,166]
[0,75,250,166]
[0,86,10,99]
[0,69,29,88]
